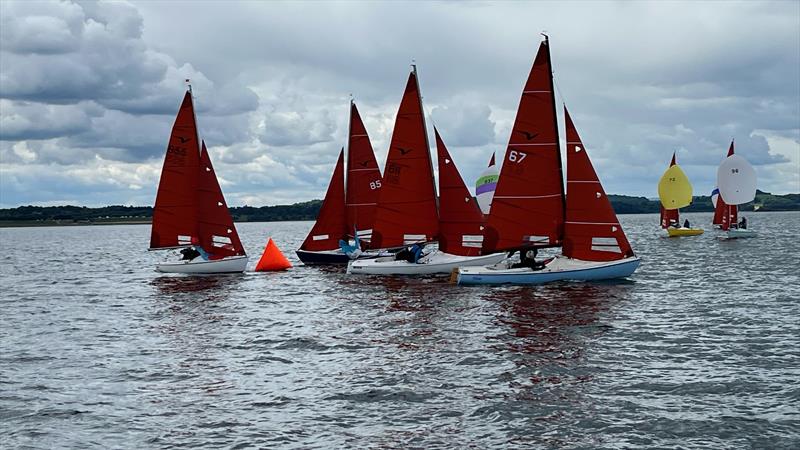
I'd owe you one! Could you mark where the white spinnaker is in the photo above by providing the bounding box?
[716,154,757,205]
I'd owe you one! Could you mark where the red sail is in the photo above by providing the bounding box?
[150,91,201,249]
[369,70,439,249]
[197,141,246,258]
[345,101,382,237]
[300,149,348,251]
[563,107,633,261]
[482,38,565,252]
[435,128,485,256]
[714,141,738,228]
[660,152,680,228]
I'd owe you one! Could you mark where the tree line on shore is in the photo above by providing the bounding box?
[1,191,797,225]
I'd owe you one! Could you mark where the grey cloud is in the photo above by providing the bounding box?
[430,100,495,147]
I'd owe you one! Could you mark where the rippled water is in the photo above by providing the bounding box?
[2,212,798,449]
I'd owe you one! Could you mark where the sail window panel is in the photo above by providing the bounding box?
[312,234,330,241]
[590,237,622,253]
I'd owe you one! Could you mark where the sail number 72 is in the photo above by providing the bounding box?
[508,150,527,163]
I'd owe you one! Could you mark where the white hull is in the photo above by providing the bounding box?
[156,255,249,273]
[726,229,756,239]
[347,251,507,275]
[457,255,640,285]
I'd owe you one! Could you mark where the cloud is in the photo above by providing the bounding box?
[1,0,798,208]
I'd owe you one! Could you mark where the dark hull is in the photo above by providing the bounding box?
[296,249,351,265]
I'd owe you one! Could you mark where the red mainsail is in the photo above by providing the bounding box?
[435,128,485,256]
[197,141,246,257]
[300,149,348,251]
[345,101,382,238]
[482,38,565,252]
[714,141,738,229]
[150,91,201,250]
[660,152,680,228]
[563,107,633,261]
[369,69,439,249]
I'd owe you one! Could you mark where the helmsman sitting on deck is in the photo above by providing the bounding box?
[395,243,424,264]
[512,248,545,271]
[180,237,209,261]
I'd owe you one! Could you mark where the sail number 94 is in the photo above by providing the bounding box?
[370,180,382,190]
[508,150,527,163]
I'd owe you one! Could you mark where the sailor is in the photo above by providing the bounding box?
[683,219,690,228]
[669,220,680,228]
[395,243,422,263]
[739,217,747,229]
[181,237,209,261]
[512,248,545,270]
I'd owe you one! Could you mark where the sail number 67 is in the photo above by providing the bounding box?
[508,150,527,163]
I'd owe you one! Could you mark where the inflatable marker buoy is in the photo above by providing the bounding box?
[255,238,292,271]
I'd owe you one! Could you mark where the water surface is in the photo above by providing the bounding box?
[1,212,798,448]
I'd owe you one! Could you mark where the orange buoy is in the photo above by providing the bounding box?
[254,238,292,271]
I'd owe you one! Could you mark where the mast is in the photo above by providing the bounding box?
[544,34,566,234]
[345,95,353,228]
[412,62,439,213]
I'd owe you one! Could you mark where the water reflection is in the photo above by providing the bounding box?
[490,283,632,386]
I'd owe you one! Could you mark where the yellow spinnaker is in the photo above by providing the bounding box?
[658,164,693,209]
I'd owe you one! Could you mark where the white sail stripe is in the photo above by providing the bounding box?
[567,180,601,184]
[312,234,330,241]
[565,221,620,226]
[566,141,583,144]
[495,194,562,199]
[348,168,378,172]
[509,143,556,146]
[346,202,378,206]
[523,90,551,93]
[351,134,369,137]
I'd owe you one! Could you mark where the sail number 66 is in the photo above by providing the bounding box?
[370,180,382,190]
[508,150,527,163]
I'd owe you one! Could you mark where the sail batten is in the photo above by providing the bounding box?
[482,39,565,253]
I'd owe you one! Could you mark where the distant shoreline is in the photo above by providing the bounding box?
[1,210,796,229]
[1,192,797,228]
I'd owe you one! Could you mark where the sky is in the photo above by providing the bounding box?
[0,0,798,208]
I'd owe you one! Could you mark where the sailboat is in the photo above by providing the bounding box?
[295,101,383,264]
[716,141,757,238]
[475,153,499,214]
[150,88,248,273]
[658,152,703,236]
[712,141,738,229]
[456,37,640,285]
[347,68,505,275]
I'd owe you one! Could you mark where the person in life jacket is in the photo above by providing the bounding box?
[512,248,545,270]
[180,237,209,261]
[739,217,747,229]
[395,243,424,264]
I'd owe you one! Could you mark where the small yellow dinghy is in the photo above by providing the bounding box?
[658,153,702,238]
[667,227,704,237]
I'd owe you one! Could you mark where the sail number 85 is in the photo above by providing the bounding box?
[370,180,382,190]
[508,150,527,163]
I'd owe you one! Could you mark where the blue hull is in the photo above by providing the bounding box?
[458,257,641,285]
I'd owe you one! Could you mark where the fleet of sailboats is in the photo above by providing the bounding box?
[148,37,761,280]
